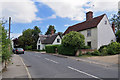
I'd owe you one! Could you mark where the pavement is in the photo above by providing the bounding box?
[2,54,29,78]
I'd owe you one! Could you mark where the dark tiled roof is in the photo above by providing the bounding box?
[63,14,105,35]
[39,33,60,44]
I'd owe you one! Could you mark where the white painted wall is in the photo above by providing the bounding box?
[37,37,45,50]
[79,27,98,49]
[97,15,116,49]
[37,35,62,50]
[52,35,62,45]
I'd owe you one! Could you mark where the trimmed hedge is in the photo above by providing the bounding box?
[45,45,60,53]
[57,45,76,56]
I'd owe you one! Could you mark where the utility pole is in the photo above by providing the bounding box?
[9,17,11,39]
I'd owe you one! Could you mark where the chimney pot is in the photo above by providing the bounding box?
[86,11,93,21]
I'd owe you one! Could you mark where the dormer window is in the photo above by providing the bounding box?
[105,21,107,25]
[39,40,40,43]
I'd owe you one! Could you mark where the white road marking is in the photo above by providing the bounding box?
[20,56,32,80]
[67,66,102,80]
[45,58,58,64]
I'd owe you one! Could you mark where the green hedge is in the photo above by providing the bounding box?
[57,45,76,56]
[45,45,60,53]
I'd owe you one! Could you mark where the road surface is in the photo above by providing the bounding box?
[20,51,118,79]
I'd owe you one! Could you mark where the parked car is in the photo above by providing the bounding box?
[14,48,24,54]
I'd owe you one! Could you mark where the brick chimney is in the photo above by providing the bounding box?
[51,29,54,35]
[112,22,115,33]
[86,11,93,21]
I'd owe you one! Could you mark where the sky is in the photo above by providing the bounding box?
[0,0,119,39]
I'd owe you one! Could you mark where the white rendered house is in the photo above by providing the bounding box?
[63,11,116,49]
[37,33,62,50]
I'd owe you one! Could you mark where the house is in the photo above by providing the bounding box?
[37,33,62,50]
[63,11,116,49]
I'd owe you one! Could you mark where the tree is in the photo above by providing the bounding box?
[32,26,41,49]
[45,25,56,35]
[18,26,41,50]
[116,30,120,43]
[110,11,120,31]
[62,31,85,49]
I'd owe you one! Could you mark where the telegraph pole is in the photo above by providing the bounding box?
[9,17,11,39]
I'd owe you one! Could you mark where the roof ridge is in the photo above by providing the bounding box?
[63,14,105,35]
[69,14,105,28]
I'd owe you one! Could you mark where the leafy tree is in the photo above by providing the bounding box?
[45,25,56,35]
[32,26,41,49]
[18,26,41,50]
[115,30,120,43]
[62,31,85,49]
[110,11,120,30]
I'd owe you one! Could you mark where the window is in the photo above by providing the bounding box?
[87,29,91,37]
[87,41,91,48]
[39,40,40,43]
[57,39,60,43]
[105,21,107,25]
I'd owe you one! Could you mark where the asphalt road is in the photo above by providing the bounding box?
[20,51,118,79]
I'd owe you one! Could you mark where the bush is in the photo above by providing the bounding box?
[58,45,76,56]
[100,47,108,56]
[62,31,85,49]
[107,42,120,55]
[25,45,32,50]
[91,50,101,56]
[45,45,60,53]
[86,52,92,55]
[1,24,12,62]
[82,45,91,49]
[98,45,108,52]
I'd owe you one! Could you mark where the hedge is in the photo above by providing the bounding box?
[45,45,60,53]
[57,45,76,56]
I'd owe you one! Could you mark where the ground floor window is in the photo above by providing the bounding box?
[38,45,40,50]
[87,41,91,48]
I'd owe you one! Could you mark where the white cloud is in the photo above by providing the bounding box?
[35,0,119,21]
[47,14,56,19]
[0,0,40,23]
[11,33,22,39]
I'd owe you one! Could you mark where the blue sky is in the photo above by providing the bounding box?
[1,0,119,39]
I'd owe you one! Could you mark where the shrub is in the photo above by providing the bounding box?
[91,50,101,56]
[100,47,108,56]
[58,45,76,56]
[82,45,91,49]
[62,31,85,49]
[98,45,108,52]
[25,45,32,50]
[107,42,120,55]
[86,52,92,55]
[45,45,60,53]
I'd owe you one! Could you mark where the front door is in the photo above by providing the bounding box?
[38,45,40,50]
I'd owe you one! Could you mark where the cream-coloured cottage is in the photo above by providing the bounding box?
[63,11,116,49]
